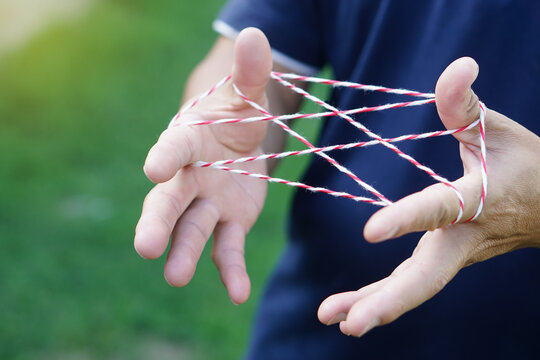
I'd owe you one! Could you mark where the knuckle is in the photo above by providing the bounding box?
[212,246,245,270]
[224,263,247,276]
[431,270,450,294]
[199,199,221,222]
[182,220,209,241]
[222,246,245,260]
[182,245,199,268]
[164,192,184,218]
[425,184,456,230]
[416,263,450,295]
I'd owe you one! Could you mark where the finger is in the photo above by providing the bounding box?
[318,291,359,325]
[364,174,481,242]
[231,27,272,104]
[340,229,467,337]
[318,278,391,325]
[211,221,251,305]
[164,198,220,287]
[144,124,203,184]
[134,172,198,259]
[435,57,481,145]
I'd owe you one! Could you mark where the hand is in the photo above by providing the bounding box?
[134,28,273,305]
[318,57,540,336]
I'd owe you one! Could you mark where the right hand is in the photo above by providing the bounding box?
[134,28,273,305]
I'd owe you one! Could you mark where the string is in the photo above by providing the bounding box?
[232,83,391,205]
[169,72,488,223]
[271,73,465,223]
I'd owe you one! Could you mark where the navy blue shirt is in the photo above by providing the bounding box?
[216,1,540,359]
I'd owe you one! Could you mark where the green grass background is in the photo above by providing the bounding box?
[0,1,324,359]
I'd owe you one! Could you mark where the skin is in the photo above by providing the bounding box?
[135,28,540,336]
[135,28,302,305]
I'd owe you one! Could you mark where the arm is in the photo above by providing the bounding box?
[134,29,304,305]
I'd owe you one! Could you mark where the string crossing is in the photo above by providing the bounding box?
[169,72,488,223]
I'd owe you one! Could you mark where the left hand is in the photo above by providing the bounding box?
[317,57,540,337]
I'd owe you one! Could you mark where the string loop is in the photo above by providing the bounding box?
[169,73,488,223]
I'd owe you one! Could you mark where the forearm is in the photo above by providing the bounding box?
[182,37,235,104]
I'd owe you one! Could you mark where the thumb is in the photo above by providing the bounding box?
[232,27,272,104]
[435,57,481,137]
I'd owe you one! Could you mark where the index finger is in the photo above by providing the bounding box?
[364,174,482,242]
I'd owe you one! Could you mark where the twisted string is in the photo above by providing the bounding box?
[467,102,488,222]
[193,119,480,168]
[232,83,391,205]
[169,74,232,128]
[170,72,488,223]
[271,73,465,223]
[176,98,436,127]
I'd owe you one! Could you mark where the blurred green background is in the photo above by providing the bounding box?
[0,1,323,359]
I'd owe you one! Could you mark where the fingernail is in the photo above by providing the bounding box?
[358,319,380,337]
[327,312,347,325]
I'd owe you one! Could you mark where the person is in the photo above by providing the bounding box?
[135,1,540,358]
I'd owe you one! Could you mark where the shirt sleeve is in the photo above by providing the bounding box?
[214,0,326,75]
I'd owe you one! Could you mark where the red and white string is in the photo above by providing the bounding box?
[169,73,488,223]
